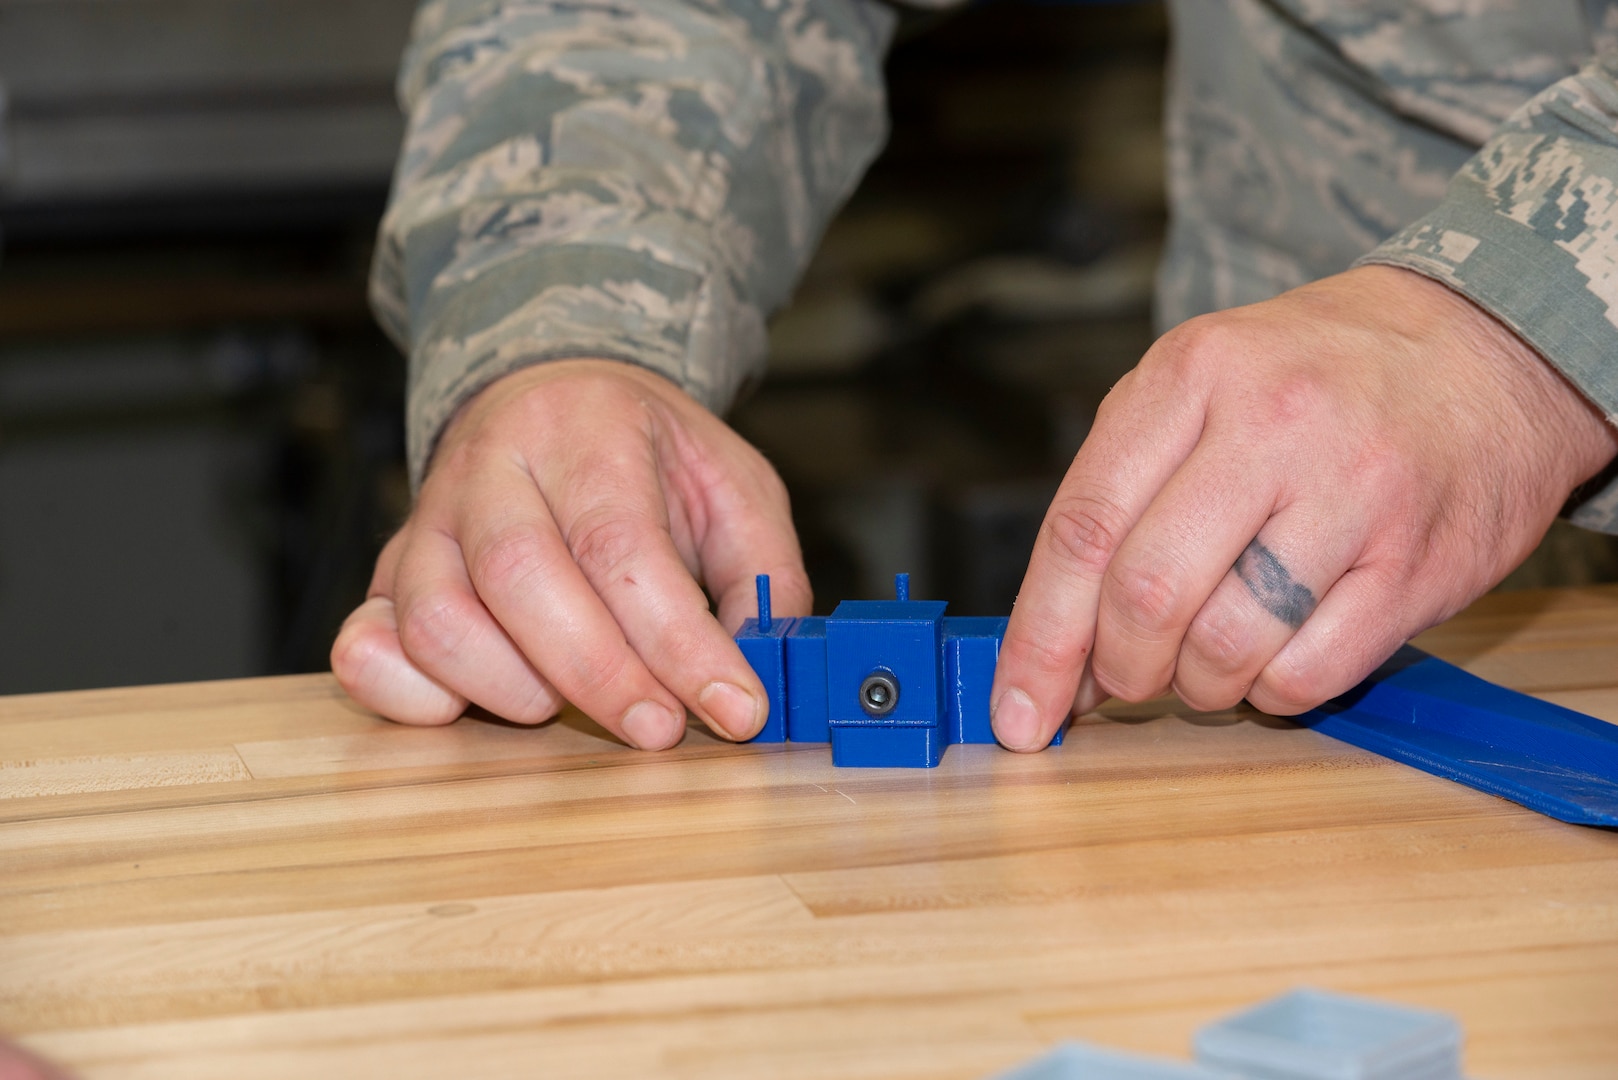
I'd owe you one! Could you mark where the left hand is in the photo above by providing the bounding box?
[990,265,1618,750]
[331,359,810,747]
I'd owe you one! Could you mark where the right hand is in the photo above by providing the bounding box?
[331,358,812,749]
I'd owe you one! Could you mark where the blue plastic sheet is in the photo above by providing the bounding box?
[1296,646,1618,828]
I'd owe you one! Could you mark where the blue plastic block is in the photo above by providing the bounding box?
[822,594,950,768]
[784,617,829,743]
[1296,645,1618,826]
[944,617,1005,744]
[995,1042,1237,1080]
[942,618,1066,748]
[831,724,946,768]
[734,574,793,742]
[1193,988,1463,1080]
[736,617,793,743]
[825,599,949,726]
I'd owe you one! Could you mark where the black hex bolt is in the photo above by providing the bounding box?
[859,672,900,717]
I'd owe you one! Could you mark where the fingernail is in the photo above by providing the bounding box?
[620,700,683,750]
[992,687,1043,752]
[699,681,764,740]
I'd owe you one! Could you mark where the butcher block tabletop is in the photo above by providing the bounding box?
[3,586,1617,1079]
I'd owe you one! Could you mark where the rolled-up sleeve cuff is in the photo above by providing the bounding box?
[1356,152,1618,532]
[400,242,764,492]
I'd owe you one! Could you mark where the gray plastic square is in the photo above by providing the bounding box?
[995,1042,1240,1080]
[1193,988,1463,1080]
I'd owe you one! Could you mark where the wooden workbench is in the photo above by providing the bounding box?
[3,587,1617,1078]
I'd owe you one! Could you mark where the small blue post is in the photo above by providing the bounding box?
[755,573,772,631]
[894,573,909,602]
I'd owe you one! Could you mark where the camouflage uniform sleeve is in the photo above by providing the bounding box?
[1358,51,1618,533]
[371,0,899,489]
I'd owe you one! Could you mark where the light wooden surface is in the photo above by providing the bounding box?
[3,588,1618,1079]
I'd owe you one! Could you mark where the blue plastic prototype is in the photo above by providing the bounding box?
[1296,645,1618,827]
[736,573,1065,767]
[1192,988,1463,1080]
[741,578,1618,805]
[994,1043,1237,1080]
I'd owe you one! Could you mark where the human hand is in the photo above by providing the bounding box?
[991,265,1618,750]
[331,359,811,748]
[0,1036,73,1080]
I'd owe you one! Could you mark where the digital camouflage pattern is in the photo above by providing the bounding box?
[375,0,1618,528]
[372,0,903,489]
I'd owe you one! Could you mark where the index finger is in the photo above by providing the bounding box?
[991,361,1206,750]
[543,441,779,744]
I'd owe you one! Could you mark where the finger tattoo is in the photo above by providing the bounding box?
[1234,540,1317,629]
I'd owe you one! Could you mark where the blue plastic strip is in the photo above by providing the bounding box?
[1296,645,1618,827]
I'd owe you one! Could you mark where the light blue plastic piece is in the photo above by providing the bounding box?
[994,1042,1237,1080]
[1192,988,1463,1080]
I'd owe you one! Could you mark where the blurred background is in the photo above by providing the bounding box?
[2,0,1614,695]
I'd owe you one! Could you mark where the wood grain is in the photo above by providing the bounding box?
[2,586,1617,1078]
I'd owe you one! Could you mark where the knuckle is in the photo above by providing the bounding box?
[470,525,555,598]
[1041,497,1127,579]
[564,645,640,704]
[395,590,477,665]
[1156,313,1236,375]
[330,620,387,690]
[330,616,466,725]
[1175,678,1243,713]
[1255,372,1331,429]
[1014,623,1091,680]
[1107,560,1184,630]
[1184,604,1259,676]
[1253,658,1322,715]
[648,621,711,682]
[1171,676,1242,718]
[505,681,564,725]
[566,512,648,586]
[1091,660,1165,704]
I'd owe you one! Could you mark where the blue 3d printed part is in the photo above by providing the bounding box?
[735,573,1064,768]
[1297,645,1618,827]
[740,577,1618,809]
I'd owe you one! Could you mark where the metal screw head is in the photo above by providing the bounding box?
[859,672,900,717]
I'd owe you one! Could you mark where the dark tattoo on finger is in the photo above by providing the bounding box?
[1234,540,1317,629]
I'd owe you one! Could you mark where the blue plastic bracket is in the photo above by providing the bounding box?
[734,572,1064,767]
[1296,645,1618,827]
